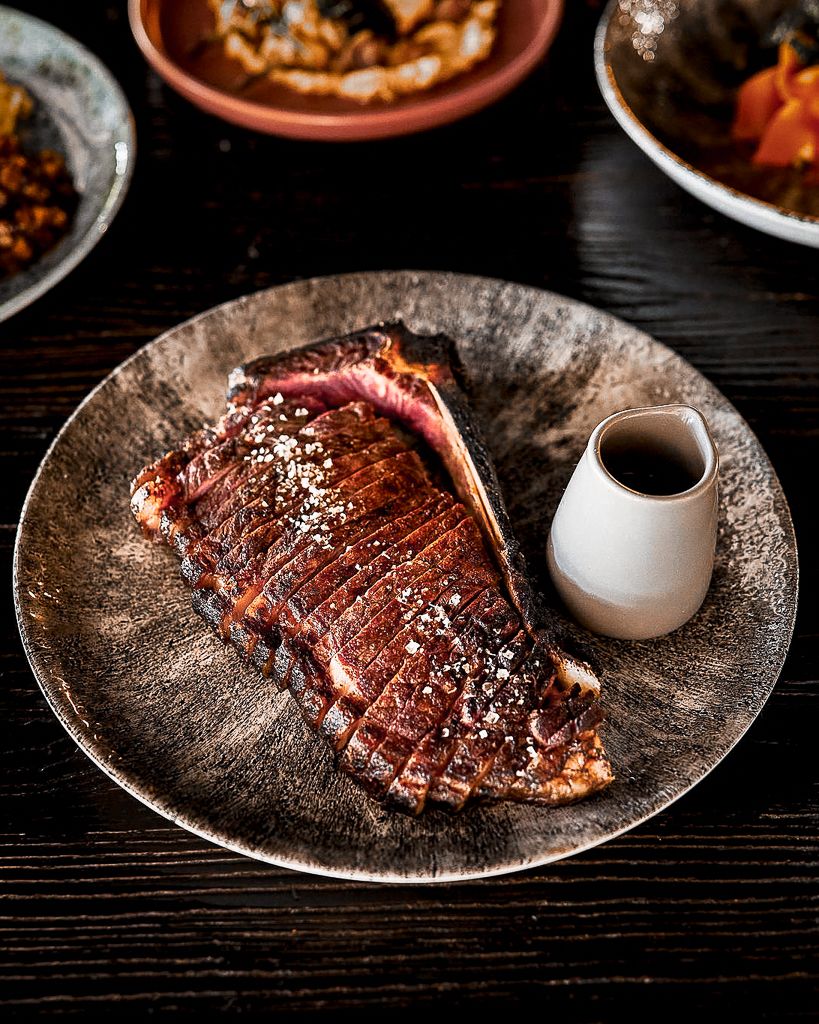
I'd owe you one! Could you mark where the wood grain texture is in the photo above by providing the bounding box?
[1,0,817,1017]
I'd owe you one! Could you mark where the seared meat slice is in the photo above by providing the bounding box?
[131,322,612,813]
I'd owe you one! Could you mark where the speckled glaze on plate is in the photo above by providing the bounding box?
[0,6,135,323]
[13,272,797,883]
[596,0,819,247]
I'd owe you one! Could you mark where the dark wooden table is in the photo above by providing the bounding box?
[2,2,817,1018]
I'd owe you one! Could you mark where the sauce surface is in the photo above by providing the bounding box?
[602,448,700,496]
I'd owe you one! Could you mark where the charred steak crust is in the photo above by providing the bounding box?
[131,322,613,814]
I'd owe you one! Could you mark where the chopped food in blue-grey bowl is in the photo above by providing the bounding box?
[0,6,135,322]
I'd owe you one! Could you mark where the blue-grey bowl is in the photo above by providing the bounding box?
[0,6,135,322]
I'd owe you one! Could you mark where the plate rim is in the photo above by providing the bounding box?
[128,0,564,141]
[0,4,136,323]
[12,270,800,883]
[594,0,819,245]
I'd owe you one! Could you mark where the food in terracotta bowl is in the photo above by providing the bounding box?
[597,0,819,241]
[130,0,563,140]
[195,0,501,104]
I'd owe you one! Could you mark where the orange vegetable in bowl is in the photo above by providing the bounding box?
[733,66,780,140]
[733,40,819,170]
[753,97,816,165]
[774,41,802,100]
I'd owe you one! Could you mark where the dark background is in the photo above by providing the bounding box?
[2,1,817,1018]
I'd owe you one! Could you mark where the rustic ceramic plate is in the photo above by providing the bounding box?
[13,272,797,883]
[129,0,562,141]
[0,6,135,323]
[596,0,819,247]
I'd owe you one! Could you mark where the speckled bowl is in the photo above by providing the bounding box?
[596,0,819,246]
[0,6,135,323]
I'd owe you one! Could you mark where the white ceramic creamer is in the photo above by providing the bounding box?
[547,405,719,641]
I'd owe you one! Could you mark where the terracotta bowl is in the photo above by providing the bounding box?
[129,0,563,141]
[596,0,819,247]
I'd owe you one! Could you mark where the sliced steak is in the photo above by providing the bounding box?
[131,322,612,813]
